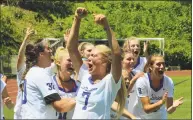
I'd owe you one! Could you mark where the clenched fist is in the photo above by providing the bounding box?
[93,14,108,28]
[75,7,88,19]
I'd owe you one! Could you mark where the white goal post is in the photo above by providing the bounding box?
[46,37,165,56]
[137,38,165,56]
[1,38,164,75]
[79,38,165,56]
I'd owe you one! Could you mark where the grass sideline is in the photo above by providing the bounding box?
[3,76,191,119]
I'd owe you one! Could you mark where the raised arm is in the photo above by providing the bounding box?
[66,7,87,74]
[94,14,122,83]
[143,41,149,59]
[128,72,144,93]
[17,26,34,71]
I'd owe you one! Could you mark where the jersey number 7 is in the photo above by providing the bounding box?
[82,91,91,110]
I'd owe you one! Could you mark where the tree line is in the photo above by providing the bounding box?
[0,1,191,69]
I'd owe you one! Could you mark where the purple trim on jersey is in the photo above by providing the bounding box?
[147,73,164,92]
[130,71,135,77]
[22,80,27,104]
[133,57,140,69]
[53,75,78,93]
[88,76,94,84]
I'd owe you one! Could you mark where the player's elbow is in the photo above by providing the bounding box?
[52,100,76,113]
[143,106,151,114]
[52,101,64,112]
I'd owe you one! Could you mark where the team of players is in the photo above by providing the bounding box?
[1,7,183,119]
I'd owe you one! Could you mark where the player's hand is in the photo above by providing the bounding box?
[75,7,87,19]
[93,14,109,28]
[3,97,11,103]
[3,97,14,109]
[173,97,183,107]
[1,75,7,84]
[143,40,149,53]
[25,25,35,40]
[64,28,71,42]
[162,91,168,104]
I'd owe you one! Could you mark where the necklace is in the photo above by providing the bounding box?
[57,74,71,83]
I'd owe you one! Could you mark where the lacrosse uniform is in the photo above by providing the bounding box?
[72,64,122,119]
[132,57,147,73]
[133,73,174,119]
[126,57,147,114]
[20,66,60,119]
[110,71,136,119]
[52,75,80,119]
[14,63,55,119]
[1,75,6,119]
[14,65,25,119]
[47,62,56,75]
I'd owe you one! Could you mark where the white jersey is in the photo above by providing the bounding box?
[20,66,58,119]
[47,62,56,76]
[52,75,80,119]
[72,64,122,119]
[133,73,174,119]
[110,71,136,119]
[1,75,6,119]
[126,57,147,114]
[16,65,26,87]
[132,57,147,73]
[16,63,55,87]
[124,71,137,115]
[14,65,26,119]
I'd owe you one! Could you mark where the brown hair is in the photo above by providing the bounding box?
[20,39,46,90]
[144,54,164,73]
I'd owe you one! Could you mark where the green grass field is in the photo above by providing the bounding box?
[3,76,191,119]
[168,76,191,119]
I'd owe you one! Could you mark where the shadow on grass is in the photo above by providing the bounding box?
[174,79,189,86]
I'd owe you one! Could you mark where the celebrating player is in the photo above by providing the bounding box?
[20,39,75,119]
[133,55,183,119]
[67,7,123,119]
[53,46,80,119]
